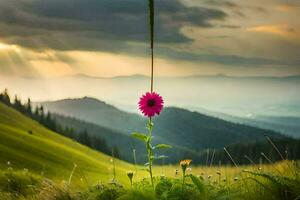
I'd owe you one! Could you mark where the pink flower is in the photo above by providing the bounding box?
[138,92,164,117]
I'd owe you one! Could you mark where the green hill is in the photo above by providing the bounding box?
[38,97,144,134]
[39,97,285,164]
[0,102,133,187]
[51,114,145,163]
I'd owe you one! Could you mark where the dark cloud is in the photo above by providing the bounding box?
[219,25,241,29]
[0,0,298,70]
[205,0,266,17]
[0,0,226,51]
[156,47,300,67]
[205,0,240,8]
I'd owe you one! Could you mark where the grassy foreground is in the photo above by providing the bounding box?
[1,102,300,199]
[0,161,299,200]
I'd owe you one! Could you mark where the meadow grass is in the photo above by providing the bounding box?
[0,103,134,188]
[0,160,299,200]
[1,103,300,199]
[152,160,297,182]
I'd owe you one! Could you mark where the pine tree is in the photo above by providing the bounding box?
[26,98,32,116]
[78,130,91,147]
[39,106,45,123]
[13,95,23,113]
[0,89,11,105]
[33,106,39,120]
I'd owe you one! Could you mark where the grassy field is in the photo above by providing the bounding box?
[0,160,299,200]
[153,160,296,181]
[0,102,136,188]
[0,102,299,199]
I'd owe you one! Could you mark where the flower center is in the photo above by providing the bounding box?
[147,99,156,107]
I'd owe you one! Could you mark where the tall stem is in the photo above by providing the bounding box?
[148,150,154,188]
[151,48,154,92]
[147,118,154,188]
[148,0,154,93]
[147,0,155,189]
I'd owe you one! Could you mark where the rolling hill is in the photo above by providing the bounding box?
[189,108,300,138]
[38,97,286,164]
[0,102,133,187]
[38,97,144,134]
[51,114,145,163]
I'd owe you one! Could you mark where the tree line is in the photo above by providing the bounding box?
[0,89,120,158]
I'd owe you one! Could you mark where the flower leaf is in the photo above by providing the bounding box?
[132,132,148,142]
[153,144,172,149]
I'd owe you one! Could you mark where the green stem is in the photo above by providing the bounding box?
[148,151,154,188]
[147,118,154,189]
[148,0,154,92]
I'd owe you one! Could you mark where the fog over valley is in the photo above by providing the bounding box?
[1,74,299,117]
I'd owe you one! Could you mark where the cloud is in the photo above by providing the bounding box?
[0,0,299,76]
[0,0,226,52]
[0,44,77,77]
[273,4,300,12]
[247,25,300,42]
[156,47,300,67]
[205,0,240,8]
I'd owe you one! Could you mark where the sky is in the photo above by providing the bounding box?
[0,0,299,78]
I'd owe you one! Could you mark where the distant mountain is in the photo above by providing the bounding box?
[71,73,148,80]
[243,116,300,138]
[254,115,300,127]
[38,97,145,134]
[191,108,300,138]
[152,107,284,151]
[37,97,286,164]
[7,74,300,116]
[72,73,300,80]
